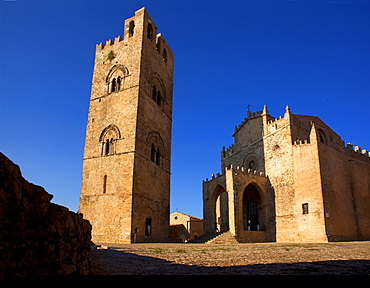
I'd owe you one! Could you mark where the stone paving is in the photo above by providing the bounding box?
[90,241,370,275]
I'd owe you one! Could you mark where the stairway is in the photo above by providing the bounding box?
[205,231,239,244]
[188,233,218,243]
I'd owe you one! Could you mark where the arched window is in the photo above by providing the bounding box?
[105,65,129,95]
[318,129,327,144]
[147,23,153,41]
[100,124,121,156]
[129,20,135,37]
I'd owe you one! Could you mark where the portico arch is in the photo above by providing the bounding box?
[212,185,229,233]
[205,184,229,234]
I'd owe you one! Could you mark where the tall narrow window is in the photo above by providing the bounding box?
[152,85,157,102]
[103,175,107,194]
[302,203,309,214]
[150,144,160,166]
[128,20,135,37]
[116,76,121,91]
[163,48,167,62]
[151,144,156,162]
[105,139,110,155]
[145,218,152,237]
[147,24,153,41]
[109,138,113,154]
[111,78,116,93]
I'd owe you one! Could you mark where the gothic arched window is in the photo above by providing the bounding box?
[99,124,121,156]
[106,65,129,95]
[318,129,327,144]
[148,131,165,167]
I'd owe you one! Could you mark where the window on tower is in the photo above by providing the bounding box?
[116,76,121,91]
[151,85,161,106]
[111,78,116,93]
[150,144,161,166]
[99,124,121,156]
[147,23,153,42]
[128,20,135,37]
[163,48,168,62]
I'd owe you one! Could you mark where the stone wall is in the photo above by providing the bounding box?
[0,153,91,278]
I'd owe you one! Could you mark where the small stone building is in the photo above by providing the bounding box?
[169,212,203,242]
[203,105,370,243]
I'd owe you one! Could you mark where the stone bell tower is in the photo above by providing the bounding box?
[79,8,174,243]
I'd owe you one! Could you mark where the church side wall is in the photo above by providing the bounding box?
[319,142,370,241]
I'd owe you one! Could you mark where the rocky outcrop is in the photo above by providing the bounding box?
[0,153,91,278]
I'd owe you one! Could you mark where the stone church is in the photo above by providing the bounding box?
[79,8,173,243]
[203,105,370,242]
[78,8,370,244]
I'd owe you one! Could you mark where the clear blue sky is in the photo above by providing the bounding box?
[1,0,370,218]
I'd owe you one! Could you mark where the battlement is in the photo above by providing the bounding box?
[96,36,123,51]
[203,165,266,183]
[95,7,173,64]
[344,142,370,158]
[292,139,310,145]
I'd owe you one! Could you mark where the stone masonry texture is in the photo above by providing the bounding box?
[0,152,91,278]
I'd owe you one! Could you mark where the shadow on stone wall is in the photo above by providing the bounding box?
[0,153,91,278]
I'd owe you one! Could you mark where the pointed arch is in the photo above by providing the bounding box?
[147,131,165,166]
[149,72,166,106]
[99,124,121,142]
[105,65,129,94]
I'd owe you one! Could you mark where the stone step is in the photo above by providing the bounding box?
[188,233,218,243]
[205,231,239,244]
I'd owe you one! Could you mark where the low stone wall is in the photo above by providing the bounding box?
[0,153,91,278]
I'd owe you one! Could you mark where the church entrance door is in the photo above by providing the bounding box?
[243,184,260,231]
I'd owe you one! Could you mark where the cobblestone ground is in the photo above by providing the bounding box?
[90,241,370,275]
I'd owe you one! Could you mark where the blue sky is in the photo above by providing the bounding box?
[1,0,370,218]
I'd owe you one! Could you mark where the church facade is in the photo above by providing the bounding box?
[203,105,370,242]
[79,8,174,243]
